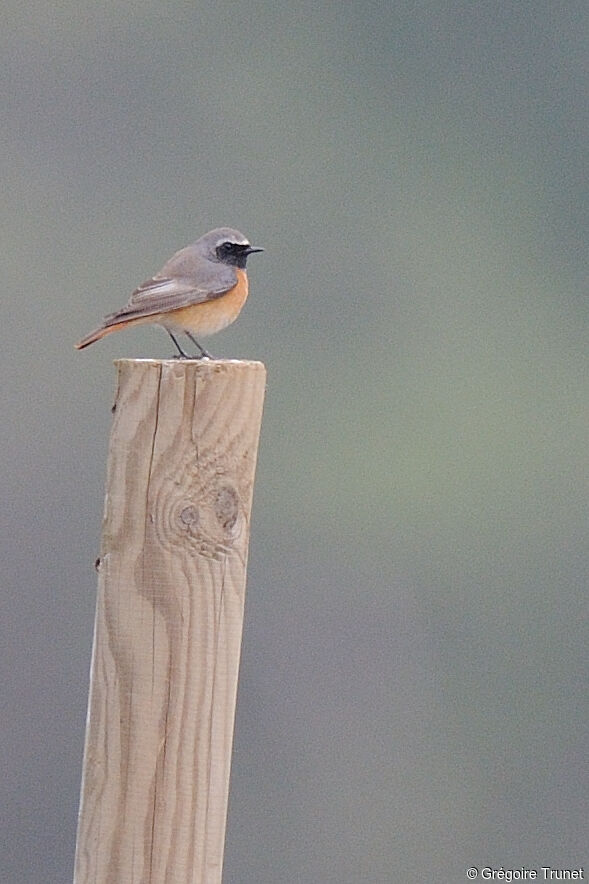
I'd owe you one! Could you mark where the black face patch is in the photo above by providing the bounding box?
[216,240,251,269]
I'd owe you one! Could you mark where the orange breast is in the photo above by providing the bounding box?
[159,268,249,336]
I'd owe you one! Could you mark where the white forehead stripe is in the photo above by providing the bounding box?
[217,237,249,246]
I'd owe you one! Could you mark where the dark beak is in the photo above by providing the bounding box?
[246,245,264,255]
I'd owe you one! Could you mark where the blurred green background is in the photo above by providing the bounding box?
[1,1,587,881]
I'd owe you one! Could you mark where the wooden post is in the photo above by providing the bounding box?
[74,358,266,884]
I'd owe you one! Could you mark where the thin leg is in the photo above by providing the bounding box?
[167,330,190,358]
[185,332,213,359]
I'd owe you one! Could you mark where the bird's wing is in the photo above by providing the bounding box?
[103,259,237,325]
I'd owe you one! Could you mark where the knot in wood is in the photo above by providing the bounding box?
[214,485,239,532]
[179,504,199,528]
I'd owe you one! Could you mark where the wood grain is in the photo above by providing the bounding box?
[74,358,266,884]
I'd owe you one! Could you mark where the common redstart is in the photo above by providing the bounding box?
[75,227,263,358]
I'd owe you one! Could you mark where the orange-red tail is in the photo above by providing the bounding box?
[75,321,128,350]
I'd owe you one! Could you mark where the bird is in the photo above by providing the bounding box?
[75,227,263,358]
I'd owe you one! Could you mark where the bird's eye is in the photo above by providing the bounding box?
[215,240,249,265]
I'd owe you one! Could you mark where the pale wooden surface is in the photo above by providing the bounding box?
[74,359,266,884]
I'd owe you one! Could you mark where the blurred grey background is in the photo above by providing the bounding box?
[1,1,587,881]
